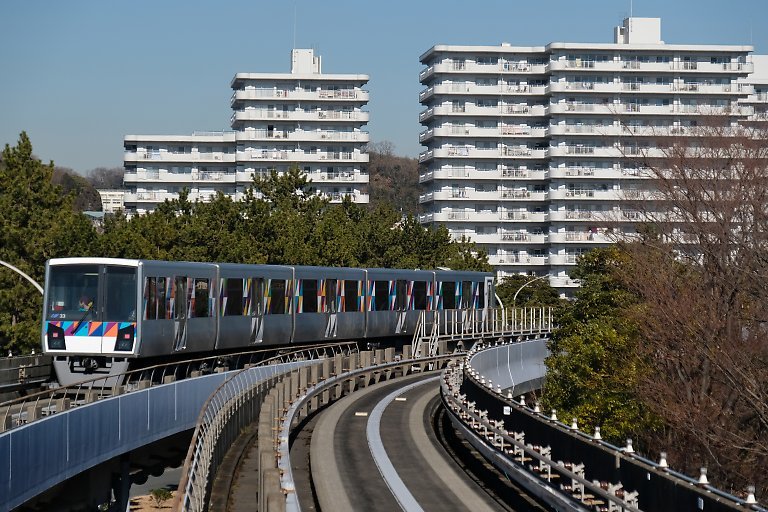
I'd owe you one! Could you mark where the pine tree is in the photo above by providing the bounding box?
[0,132,95,354]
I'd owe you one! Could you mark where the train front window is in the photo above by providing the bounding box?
[46,265,99,320]
[104,267,137,321]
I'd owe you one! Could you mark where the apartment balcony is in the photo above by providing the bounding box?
[312,171,369,184]
[548,275,581,288]
[236,129,370,143]
[125,151,236,163]
[671,83,752,95]
[231,88,369,104]
[419,62,548,82]
[550,59,627,72]
[231,109,370,123]
[549,166,643,179]
[549,189,621,201]
[549,232,613,243]
[669,61,753,74]
[489,255,550,266]
[498,232,549,244]
[549,210,606,222]
[420,125,549,142]
[548,145,623,158]
[124,190,229,204]
[237,150,369,163]
[499,211,548,222]
[325,191,370,203]
[419,146,548,163]
[499,190,548,201]
[548,254,579,266]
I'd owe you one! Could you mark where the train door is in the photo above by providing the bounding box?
[249,278,265,343]
[325,278,338,338]
[483,276,494,328]
[395,279,407,333]
[172,276,188,351]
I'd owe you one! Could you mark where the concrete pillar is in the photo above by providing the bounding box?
[299,366,308,393]
[290,372,298,400]
[322,358,331,380]
[54,397,71,413]
[438,340,448,356]
[384,347,395,362]
[360,351,372,368]
[420,341,430,358]
[333,354,344,375]
[259,450,276,512]
[162,375,176,384]
[25,404,43,421]
[310,363,320,385]
[348,353,358,371]
[374,349,384,365]
[402,345,412,360]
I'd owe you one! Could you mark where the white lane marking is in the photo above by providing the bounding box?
[394,397,407,402]
[355,411,369,417]
[366,376,440,512]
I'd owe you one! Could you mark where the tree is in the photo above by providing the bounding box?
[366,141,421,215]
[0,132,96,354]
[53,167,103,211]
[149,488,173,508]
[86,166,124,189]
[543,247,655,444]
[616,120,768,494]
[495,274,561,309]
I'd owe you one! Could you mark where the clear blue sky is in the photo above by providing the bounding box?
[2,0,766,172]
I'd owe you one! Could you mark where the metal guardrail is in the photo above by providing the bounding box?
[448,343,764,512]
[176,341,358,512]
[411,306,553,357]
[0,343,356,433]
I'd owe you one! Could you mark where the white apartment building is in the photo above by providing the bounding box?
[418,17,759,291]
[123,50,370,215]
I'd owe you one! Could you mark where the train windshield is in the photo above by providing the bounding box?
[46,264,137,322]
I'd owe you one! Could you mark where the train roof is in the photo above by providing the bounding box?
[48,257,142,267]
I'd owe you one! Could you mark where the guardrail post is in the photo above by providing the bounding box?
[360,351,372,368]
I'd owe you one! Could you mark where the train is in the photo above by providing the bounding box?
[41,258,495,385]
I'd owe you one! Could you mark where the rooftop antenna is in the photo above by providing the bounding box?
[292,1,297,50]
[630,0,633,17]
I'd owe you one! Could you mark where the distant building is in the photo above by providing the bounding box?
[123,49,370,215]
[96,189,127,214]
[418,17,765,292]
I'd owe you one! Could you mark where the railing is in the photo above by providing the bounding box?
[446,344,765,512]
[0,343,355,433]
[176,342,358,512]
[410,307,552,358]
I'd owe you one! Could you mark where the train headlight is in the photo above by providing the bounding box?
[47,324,66,350]
[114,324,135,352]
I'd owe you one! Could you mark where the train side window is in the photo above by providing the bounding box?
[395,280,407,311]
[413,281,427,310]
[441,281,456,310]
[144,277,157,320]
[268,280,286,314]
[193,278,210,318]
[224,278,243,316]
[461,280,472,309]
[302,279,318,313]
[326,279,337,313]
[344,280,358,312]
[374,280,389,311]
[248,278,265,316]
[157,277,167,319]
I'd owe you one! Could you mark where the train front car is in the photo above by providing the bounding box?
[42,258,140,386]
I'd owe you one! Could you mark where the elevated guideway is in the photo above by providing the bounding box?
[448,342,765,512]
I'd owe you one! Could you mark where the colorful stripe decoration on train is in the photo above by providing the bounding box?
[47,321,136,337]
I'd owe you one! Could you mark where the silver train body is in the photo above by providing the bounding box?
[41,258,494,385]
